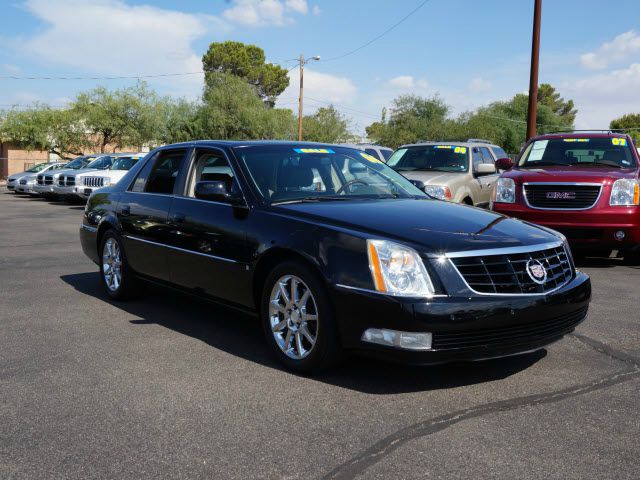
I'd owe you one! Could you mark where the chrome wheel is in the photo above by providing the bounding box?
[102,238,122,292]
[269,275,319,360]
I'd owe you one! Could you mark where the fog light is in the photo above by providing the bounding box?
[361,328,432,350]
[615,230,626,241]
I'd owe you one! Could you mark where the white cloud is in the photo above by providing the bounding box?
[386,75,428,90]
[2,64,21,74]
[312,5,321,15]
[276,68,357,111]
[580,30,640,70]
[467,77,492,93]
[222,0,310,27]
[14,0,230,97]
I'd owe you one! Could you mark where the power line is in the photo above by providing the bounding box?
[320,0,433,62]
[0,71,204,81]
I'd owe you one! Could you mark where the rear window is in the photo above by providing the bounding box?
[519,137,636,168]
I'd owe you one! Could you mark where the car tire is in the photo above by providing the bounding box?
[99,230,141,300]
[261,260,341,374]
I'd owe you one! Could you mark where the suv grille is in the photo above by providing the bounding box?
[59,175,75,186]
[432,306,588,350]
[83,176,105,187]
[37,175,44,185]
[450,245,573,294]
[524,184,601,209]
[45,175,54,185]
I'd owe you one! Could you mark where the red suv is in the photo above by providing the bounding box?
[491,132,639,258]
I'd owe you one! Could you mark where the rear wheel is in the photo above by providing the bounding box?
[261,260,340,373]
[99,230,140,300]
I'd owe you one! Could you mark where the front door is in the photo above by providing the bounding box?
[473,146,500,207]
[165,148,252,306]
[118,148,189,282]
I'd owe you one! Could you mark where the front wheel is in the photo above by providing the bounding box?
[99,230,140,300]
[261,260,340,373]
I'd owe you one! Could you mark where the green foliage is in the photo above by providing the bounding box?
[537,83,577,125]
[202,41,289,107]
[610,113,640,143]
[299,106,351,143]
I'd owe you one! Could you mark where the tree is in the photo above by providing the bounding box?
[610,113,640,143]
[537,83,577,125]
[202,41,289,107]
[300,106,351,143]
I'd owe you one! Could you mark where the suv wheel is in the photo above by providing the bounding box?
[261,260,340,373]
[99,230,140,300]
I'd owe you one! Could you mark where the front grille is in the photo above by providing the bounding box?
[45,175,54,185]
[66,176,76,186]
[524,184,601,209]
[83,176,105,188]
[19,179,27,185]
[432,306,588,350]
[37,175,44,185]
[58,176,65,186]
[450,245,573,294]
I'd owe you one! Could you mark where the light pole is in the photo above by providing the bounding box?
[297,54,321,141]
[526,0,542,140]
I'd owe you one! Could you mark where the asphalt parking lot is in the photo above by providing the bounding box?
[2,191,639,480]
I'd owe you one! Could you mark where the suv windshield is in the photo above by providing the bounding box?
[520,137,637,168]
[65,157,89,169]
[387,145,469,172]
[86,156,114,169]
[111,156,140,171]
[26,163,49,173]
[235,146,426,204]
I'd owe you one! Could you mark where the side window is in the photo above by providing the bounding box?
[130,149,186,194]
[479,147,495,164]
[491,146,508,159]
[187,150,237,198]
[381,149,393,161]
[472,147,483,168]
[365,148,381,161]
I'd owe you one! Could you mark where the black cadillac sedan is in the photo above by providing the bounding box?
[80,141,591,373]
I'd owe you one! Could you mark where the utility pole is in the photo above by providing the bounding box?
[526,0,542,140]
[298,53,304,141]
[296,54,320,141]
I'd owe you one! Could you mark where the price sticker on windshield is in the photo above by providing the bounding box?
[612,138,627,146]
[434,145,453,149]
[294,148,335,154]
[360,152,383,164]
[563,139,589,143]
[454,147,467,154]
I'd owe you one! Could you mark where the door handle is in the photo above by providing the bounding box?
[170,212,186,223]
[120,204,130,216]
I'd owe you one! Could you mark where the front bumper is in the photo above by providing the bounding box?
[16,183,37,194]
[34,184,56,195]
[493,202,640,249]
[52,185,77,195]
[332,271,591,364]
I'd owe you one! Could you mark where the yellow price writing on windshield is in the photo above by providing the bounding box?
[360,152,382,164]
[612,138,627,146]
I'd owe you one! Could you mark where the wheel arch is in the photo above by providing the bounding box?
[96,215,121,254]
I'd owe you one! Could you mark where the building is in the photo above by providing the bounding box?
[0,142,49,178]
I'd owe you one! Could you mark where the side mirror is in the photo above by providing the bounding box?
[194,180,244,205]
[495,157,514,171]
[475,163,497,176]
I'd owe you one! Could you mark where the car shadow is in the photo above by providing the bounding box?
[60,272,546,394]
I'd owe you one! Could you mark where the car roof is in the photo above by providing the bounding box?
[155,140,370,150]
[532,131,629,140]
[399,141,500,148]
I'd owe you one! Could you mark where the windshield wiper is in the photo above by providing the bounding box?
[271,195,353,205]
[521,161,570,167]
[571,161,623,168]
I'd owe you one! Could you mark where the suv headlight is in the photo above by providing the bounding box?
[424,185,452,200]
[610,179,639,206]
[367,240,435,297]
[495,178,516,203]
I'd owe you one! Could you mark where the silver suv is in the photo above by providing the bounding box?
[387,139,509,207]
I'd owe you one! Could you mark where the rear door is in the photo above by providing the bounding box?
[117,148,189,282]
[165,147,252,306]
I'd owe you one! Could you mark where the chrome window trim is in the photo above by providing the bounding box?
[522,182,603,211]
[124,234,238,264]
[442,240,564,259]
[446,242,573,297]
[335,283,448,299]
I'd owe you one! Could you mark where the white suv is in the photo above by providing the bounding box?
[74,153,146,200]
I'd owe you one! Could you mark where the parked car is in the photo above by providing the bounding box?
[14,162,68,195]
[80,141,590,373]
[341,143,394,162]
[53,154,117,201]
[72,153,145,200]
[34,156,92,200]
[6,163,51,191]
[387,139,510,207]
[491,132,640,260]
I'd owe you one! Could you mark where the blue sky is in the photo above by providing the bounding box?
[1,0,639,135]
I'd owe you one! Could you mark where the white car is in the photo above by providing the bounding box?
[14,162,68,195]
[6,162,54,192]
[73,153,146,200]
[34,156,93,199]
[53,154,117,201]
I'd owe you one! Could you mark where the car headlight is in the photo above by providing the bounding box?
[424,185,452,200]
[495,178,516,203]
[367,239,435,297]
[610,179,639,206]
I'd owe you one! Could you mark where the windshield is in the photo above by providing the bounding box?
[387,145,469,172]
[519,137,637,168]
[111,156,140,171]
[26,163,49,173]
[65,157,89,169]
[86,155,114,169]
[234,146,426,204]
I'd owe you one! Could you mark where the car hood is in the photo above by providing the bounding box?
[67,168,101,177]
[397,170,467,186]
[274,198,559,255]
[504,166,638,184]
[44,168,81,178]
